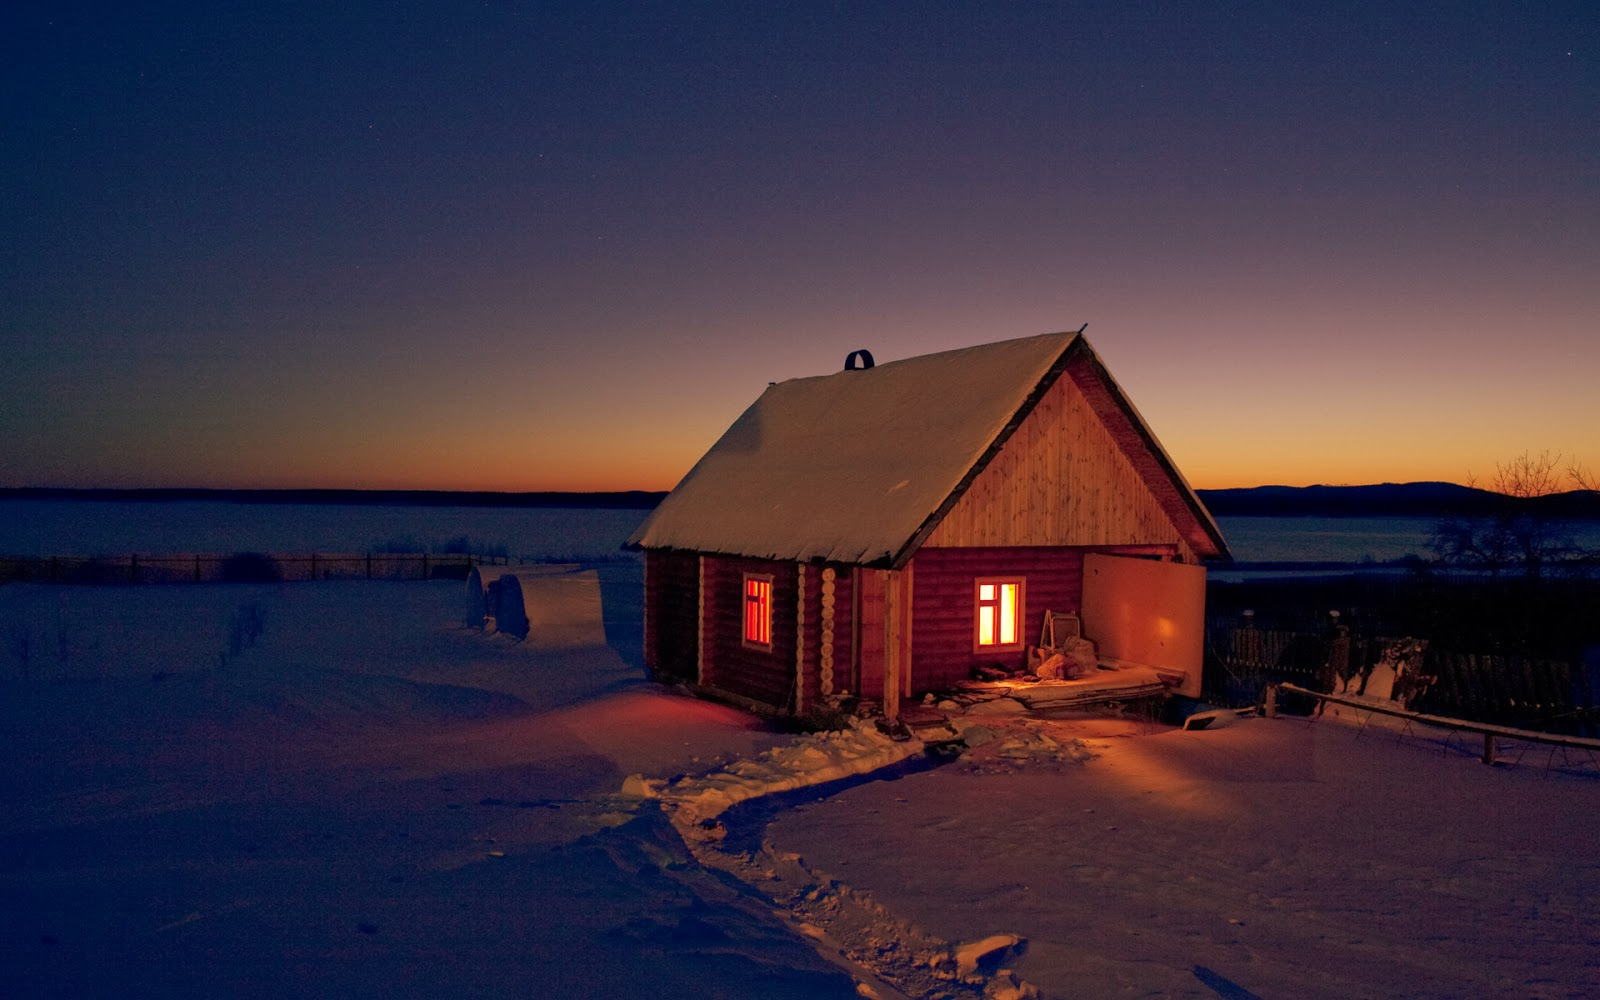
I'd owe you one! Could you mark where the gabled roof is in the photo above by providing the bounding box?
[627,330,1229,566]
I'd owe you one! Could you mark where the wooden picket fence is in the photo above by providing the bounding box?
[1208,623,1597,736]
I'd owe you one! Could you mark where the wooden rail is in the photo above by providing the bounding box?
[1268,682,1600,766]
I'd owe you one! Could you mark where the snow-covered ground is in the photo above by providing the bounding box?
[769,714,1600,998]
[5,571,1599,999]
[0,572,850,998]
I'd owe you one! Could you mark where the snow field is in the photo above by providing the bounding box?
[0,576,862,998]
[766,713,1600,999]
[6,569,1599,999]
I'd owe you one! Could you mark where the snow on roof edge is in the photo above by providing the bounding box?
[626,331,1082,561]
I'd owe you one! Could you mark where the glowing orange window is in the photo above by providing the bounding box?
[975,578,1023,650]
[743,575,773,648]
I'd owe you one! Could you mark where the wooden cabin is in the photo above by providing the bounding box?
[626,330,1230,721]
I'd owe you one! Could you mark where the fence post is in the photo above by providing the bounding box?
[1482,733,1496,765]
[311,553,318,580]
[1265,684,1278,718]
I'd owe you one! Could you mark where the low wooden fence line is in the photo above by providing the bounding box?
[1207,623,1595,737]
[0,552,515,585]
[1269,682,1600,769]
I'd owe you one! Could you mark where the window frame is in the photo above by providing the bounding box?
[973,576,1025,652]
[742,573,774,651]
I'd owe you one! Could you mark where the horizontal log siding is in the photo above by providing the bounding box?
[909,547,1086,691]
[924,363,1195,563]
[645,550,700,682]
[823,566,852,701]
[703,555,799,710]
[854,568,886,701]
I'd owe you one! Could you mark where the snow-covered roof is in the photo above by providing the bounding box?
[627,330,1228,566]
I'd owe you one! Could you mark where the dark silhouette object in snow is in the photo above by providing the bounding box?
[219,552,283,583]
[495,574,530,640]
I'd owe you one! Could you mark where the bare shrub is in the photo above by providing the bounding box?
[1432,451,1596,579]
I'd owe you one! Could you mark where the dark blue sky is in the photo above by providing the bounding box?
[5,2,1597,490]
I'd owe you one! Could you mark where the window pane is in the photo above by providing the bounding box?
[744,578,771,645]
[999,583,1017,644]
[979,583,995,601]
[978,607,995,646]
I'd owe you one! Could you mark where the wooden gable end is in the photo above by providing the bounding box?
[922,359,1198,562]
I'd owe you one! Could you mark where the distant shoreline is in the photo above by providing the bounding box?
[3,483,1597,519]
[1197,482,1600,518]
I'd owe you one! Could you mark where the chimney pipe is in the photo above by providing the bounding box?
[844,349,874,370]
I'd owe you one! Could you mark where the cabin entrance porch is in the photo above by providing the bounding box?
[849,553,1207,721]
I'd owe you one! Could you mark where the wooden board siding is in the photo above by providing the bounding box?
[1063,352,1224,562]
[702,555,798,710]
[644,550,700,682]
[908,547,1087,691]
[923,360,1197,563]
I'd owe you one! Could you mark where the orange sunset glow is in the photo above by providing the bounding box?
[4,6,1595,495]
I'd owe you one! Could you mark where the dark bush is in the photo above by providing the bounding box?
[66,559,125,584]
[219,552,283,583]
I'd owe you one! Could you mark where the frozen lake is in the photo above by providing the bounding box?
[1215,514,1440,563]
[0,500,649,562]
[3,500,1597,569]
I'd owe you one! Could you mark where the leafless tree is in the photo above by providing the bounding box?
[1571,462,1598,494]
[1431,451,1594,579]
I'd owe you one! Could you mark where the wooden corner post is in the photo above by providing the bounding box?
[883,569,904,723]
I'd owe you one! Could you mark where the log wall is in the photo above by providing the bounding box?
[924,363,1195,562]
[826,566,853,702]
[702,554,799,710]
[908,546,1086,691]
[644,550,700,683]
[854,568,886,700]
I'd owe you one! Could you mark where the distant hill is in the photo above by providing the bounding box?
[0,487,670,509]
[9,483,1599,519]
[1198,482,1600,518]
